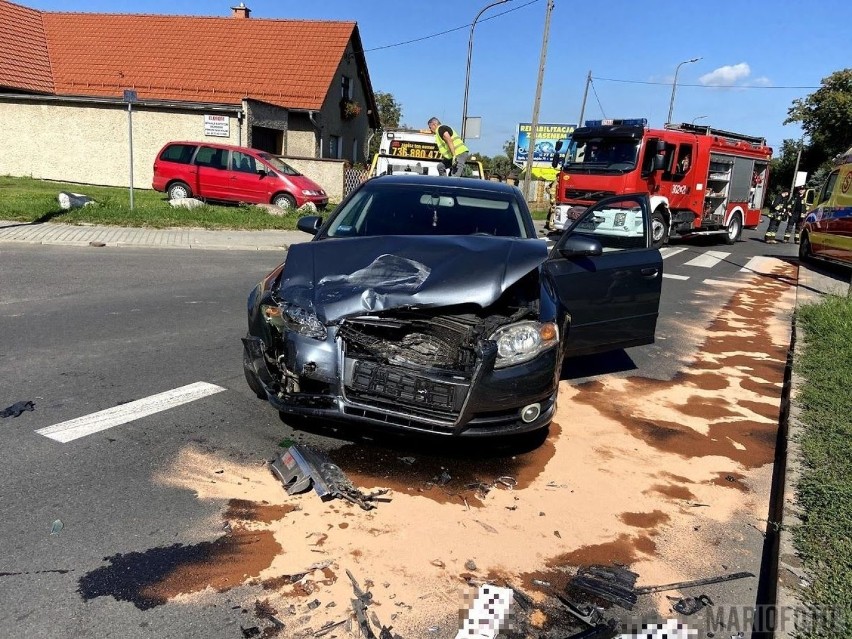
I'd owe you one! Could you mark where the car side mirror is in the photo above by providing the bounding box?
[653,154,666,171]
[805,188,815,206]
[551,153,561,168]
[257,167,268,176]
[558,235,603,258]
[297,215,323,235]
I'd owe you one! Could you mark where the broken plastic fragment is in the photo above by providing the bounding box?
[1,400,35,418]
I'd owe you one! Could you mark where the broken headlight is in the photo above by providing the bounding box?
[263,303,327,340]
[491,321,558,369]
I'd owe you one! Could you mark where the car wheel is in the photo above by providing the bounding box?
[724,212,742,244]
[167,181,192,200]
[799,233,813,262]
[273,193,296,209]
[651,209,668,248]
[243,344,267,399]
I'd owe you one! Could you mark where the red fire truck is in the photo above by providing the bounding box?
[550,119,772,246]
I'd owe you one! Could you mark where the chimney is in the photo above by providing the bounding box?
[231,2,251,18]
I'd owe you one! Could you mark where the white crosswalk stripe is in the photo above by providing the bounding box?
[663,273,690,281]
[659,247,688,260]
[36,382,226,443]
[683,250,730,268]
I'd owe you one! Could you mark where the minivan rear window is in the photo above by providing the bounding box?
[160,144,196,164]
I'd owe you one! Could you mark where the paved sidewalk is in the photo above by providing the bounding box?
[0,219,307,251]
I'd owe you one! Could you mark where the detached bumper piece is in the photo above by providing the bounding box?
[269,444,390,510]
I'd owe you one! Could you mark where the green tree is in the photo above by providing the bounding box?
[785,69,852,166]
[367,91,404,159]
[503,137,516,162]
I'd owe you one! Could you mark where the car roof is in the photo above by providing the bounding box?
[369,174,520,194]
[162,140,259,154]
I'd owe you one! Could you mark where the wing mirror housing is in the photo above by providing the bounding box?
[297,215,323,235]
[558,235,603,258]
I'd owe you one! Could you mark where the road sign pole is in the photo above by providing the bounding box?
[128,102,134,210]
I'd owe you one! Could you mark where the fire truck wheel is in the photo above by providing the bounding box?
[725,212,743,244]
[651,209,667,248]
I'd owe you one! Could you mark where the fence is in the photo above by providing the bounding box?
[344,167,370,196]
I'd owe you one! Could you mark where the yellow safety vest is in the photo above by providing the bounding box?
[434,126,469,160]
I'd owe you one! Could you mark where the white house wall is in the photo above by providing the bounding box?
[0,100,242,188]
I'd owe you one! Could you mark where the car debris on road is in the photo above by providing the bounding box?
[1,400,35,418]
[269,444,391,510]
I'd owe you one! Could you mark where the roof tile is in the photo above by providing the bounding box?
[1,1,358,110]
[0,0,53,93]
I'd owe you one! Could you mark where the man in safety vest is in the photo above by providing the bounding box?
[428,117,470,177]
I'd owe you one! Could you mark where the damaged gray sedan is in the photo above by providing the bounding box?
[243,175,662,436]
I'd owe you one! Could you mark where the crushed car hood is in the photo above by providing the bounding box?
[277,235,549,323]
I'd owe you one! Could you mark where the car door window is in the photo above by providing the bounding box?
[231,151,258,173]
[819,171,838,206]
[561,194,649,251]
[194,146,228,170]
[160,144,196,164]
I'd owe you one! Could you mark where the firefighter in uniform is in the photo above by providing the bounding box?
[427,117,470,177]
[763,188,790,244]
[783,185,806,243]
[545,180,557,230]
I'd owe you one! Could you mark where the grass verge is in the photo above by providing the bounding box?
[0,176,315,230]
[793,294,852,636]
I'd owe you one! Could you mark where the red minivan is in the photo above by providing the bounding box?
[152,141,328,210]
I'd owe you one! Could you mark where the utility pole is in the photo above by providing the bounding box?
[522,0,554,201]
[577,70,591,129]
[789,138,804,192]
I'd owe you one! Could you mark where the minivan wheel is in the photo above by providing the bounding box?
[167,181,192,200]
[273,193,296,209]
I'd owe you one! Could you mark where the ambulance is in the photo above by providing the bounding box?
[369,128,485,179]
[799,147,852,267]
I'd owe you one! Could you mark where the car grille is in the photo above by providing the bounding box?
[345,359,467,417]
[563,189,616,201]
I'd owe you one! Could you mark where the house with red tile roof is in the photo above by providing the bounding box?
[0,0,378,197]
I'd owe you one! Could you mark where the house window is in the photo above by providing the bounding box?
[329,135,341,159]
[341,75,352,99]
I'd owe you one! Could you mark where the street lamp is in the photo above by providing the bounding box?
[461,0,509,139]
[666,57,701,126]
[691,115,708,125]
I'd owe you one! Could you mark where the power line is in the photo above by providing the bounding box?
[363,0,541,53]
[592,76,820,90]
[590,78,606,118]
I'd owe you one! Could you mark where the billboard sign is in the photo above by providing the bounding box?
[514,123,576,166]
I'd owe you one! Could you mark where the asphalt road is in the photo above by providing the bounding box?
[0,225,801,638]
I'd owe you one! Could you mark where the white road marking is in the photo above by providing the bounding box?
[663,273,690,281]
[740,255,775,273]
[659,247,688,260]
[683,250,730,268]
[36,382,226,443]
[703,278,745,288]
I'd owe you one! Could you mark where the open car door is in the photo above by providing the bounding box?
[542,193,663,357]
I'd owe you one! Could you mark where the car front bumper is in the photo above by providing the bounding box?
[243,332,559,437]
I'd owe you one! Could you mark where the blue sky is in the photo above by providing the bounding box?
[26,0,851,159]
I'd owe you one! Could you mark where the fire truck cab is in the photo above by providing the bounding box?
[550,119,772,247]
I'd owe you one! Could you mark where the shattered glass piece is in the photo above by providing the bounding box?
[50,519,63,535]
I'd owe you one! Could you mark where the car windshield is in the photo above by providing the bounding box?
[323,182,529,239]
[566,137,638,170]
[262,154,301,176]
